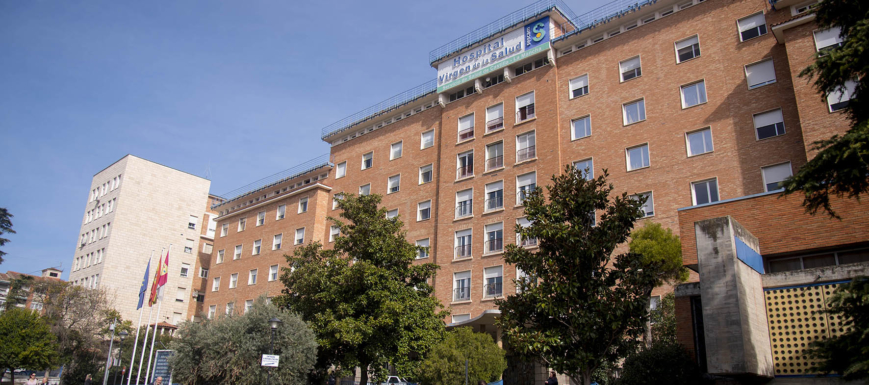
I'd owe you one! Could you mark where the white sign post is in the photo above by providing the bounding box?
[261,354,280,368]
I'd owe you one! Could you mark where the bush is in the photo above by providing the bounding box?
[618,342,702,385]
[416,327,506,385]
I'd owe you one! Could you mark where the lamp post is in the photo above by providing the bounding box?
[114,331,128,385]
[266,317,282,385]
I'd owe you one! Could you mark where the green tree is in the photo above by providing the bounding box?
[0,308,59,384]
[118,327,174,381]
[275,193,447,385]
[496,166,663,385]
[617,341,704,385]
[807,277,869,381]
[169,297,317,385]
[0,207,14,265]
[416,327,506,385]
[782,0,869,218]
[650,293,677,344]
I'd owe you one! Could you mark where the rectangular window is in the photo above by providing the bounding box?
[188,215,198,230]
[249,269,257,285]
[184,239,194,254]
[827,80,856,112]
[416,239,430,259]
[418,200,431,221]
[631,192,655,217]
[516,132,536,162]
[176,287,186,303]
[569,74,589,98]
[449,85,476,102]
[333,193,344,209]
[390,141,403,160]
[457,151,474,179]
[336,162,346,178]
[230,273,238,288]
[574,158,594,180]
[362,152,373,170]
[256,211,265,226]
[212,277,220,292]
[180,263,190,277]
[485,223,504,254]
[814,27,844,53]
[456,189,473,218]
[483,73,505,88]
[571,116,591,140]
[738,12,768,41]
[295,228,305,244]
[208,305,216,319]
[388,175,401,194]
[330,226,340,242]
[762,162,793,192]
[484,266,503,298]
[386,209,398,219]
[692,179,720,205]
[745,59,776,89]
[485,181,504,211]
[458,114,475,141]
[226,302,234,315]
[419,164,433,184]
[686,127,714,156]
[238,218,246,232]
[626,144,651,171]
[217,250,225,264]
[623,99,646,125]
[517,218,537,247]
[234,245,242,260]
[253,239,261,255]
[221,223,228,237]
[486,142,504,171]
[753,109,786,139]
[206,215,217,238]
[620,56,642,81]
[453,271,471,301]
[517,172,537,204]
[277,205,286,220]
[486,104,504,132]
[244,300,254,314]
[299,197,308,213]
[199,267,209,278]
[516,92,536,122]
[359,184,371,196]
[455,229,472,259]
[273,234,282,250]
[675,35,700,62]
[269,265,279,281]
[681,81,707,108]
[421,130,435,149]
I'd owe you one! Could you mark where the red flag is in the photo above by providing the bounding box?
[148,251,169,306]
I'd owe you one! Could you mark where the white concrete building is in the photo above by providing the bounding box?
[69,155,212,325]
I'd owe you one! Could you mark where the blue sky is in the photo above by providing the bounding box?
[0,0,610,279]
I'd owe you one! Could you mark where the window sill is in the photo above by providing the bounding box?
[483,251,505,258]
[755,133,786,142]
[483,167,505,175]
[481,297,501,302]
[681,101,707,110]
[687,151,714,158]
[739,33,768,43]
[620,75,642,84]
[417,217,431,222]
[421,145,434,150]
[483,208,505,215]
[515,158,537,166]
[451,300,472,305]
[387,190,400,195]
[454,215,474,222]
[452,257,473,263]
[676,56,700,65]
[522,245,539,250]
[571,135,591,142]
[455,175,475,183]
[514,204,526,209]
[569,92,589,101]
[419,180,433,186]
[514,117,537,127]
[390,156,402,161]
[627,165,651,173]
[748,80,776,90]
[623,119,646,127]
[415,256,430,260]
[484,127,505,136]
[457,137,475,145]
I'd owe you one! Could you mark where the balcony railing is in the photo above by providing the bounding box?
[517,146,536,162]
[486,195,503,211]
[486,117,504,132]
[516,104,536,122]
[457,165,474,179]
[455,245,472,259]
[456,200,473,218]
[486,155,503,170]
[521,237,539,247]
[458,127,475,141]
[485,238,504,253]
[484,281,503,298]
[454,287,470,302]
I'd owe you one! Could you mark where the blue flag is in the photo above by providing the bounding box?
[137,258,151,310]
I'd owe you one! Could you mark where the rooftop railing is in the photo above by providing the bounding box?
[214,154,332,208]
[557,0,660,40]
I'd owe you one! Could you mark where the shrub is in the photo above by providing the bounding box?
[618,342,702,385]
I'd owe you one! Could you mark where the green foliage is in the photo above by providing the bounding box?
[782,0,869,217]
[496,166,664,385]
[0,308,59,382]
[807,277,869,381]
[629,222,687,284]
[650,293,677,344]
[119,327,175,380]
[0,207,13,264]
[617,341,703,385]
[416,327,506,385]
[275,193,447,385]
[169,297,317,385]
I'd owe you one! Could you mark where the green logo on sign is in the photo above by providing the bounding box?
[532,22,546,42]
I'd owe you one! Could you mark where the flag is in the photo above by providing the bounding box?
[148,251,169,306]
[137,258,151,310]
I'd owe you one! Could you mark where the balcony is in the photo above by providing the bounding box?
[486,117,504,132]
[485,238,503,253]
[455,244,472,259]
[486,195,503,211]
[456,200,473,218]
[516,104,535,123]
[485,156,503,170]
[484,281,503,298]
[517,146,536,162]
[457,165,474,179]
[458,127,475,141]
[453,287,470,302]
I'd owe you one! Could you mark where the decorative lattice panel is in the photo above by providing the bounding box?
[764,282,852,376]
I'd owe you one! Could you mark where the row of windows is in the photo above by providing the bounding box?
[80,222,111,246]
[73,247,105,271]
[84,198,116,224]
[211,265,280,293]
[207,297,275,319]
[218,200,308,237]
[215,229,304,264]
[73,274,99,289]
[451,265,524,305]
[335,130,436,180]
[89,174,122,202]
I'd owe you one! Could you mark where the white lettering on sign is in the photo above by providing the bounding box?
[261,354,280,368]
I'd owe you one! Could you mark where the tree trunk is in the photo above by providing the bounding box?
[359,362,369,385]
[581,369,592,385]
[10,368,14,385]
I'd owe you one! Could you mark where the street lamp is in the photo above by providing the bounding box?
[266,318,282,385]
[114,331,129,385]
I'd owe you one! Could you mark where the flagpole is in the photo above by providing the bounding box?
[127,251,153,385]
[145,245,171,385]
[137,247,163,385]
